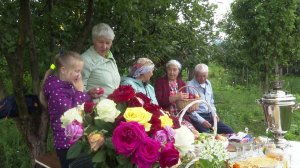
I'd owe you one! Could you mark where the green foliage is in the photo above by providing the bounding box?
[215,0,300,88]
[0,119,30,168]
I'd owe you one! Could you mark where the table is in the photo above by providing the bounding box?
[228,141,300,168]
[284,141,300,168]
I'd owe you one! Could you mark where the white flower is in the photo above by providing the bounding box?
[60,105,83,128]
[174,125,195,156]
[94,99,121,122]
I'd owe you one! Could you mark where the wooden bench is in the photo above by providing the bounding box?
[35,152,61,168]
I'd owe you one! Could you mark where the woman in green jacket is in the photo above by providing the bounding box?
[120,58,158,105]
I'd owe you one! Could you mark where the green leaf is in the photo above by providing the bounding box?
[67,142,83,159]
[116,155,134,168]
[94,119,114,133]
[92,149,106,163]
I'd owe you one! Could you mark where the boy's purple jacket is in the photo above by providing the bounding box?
[44,75,91,149]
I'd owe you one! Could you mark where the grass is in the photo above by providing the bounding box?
[0,64,300,167]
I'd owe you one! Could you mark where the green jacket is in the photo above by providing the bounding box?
[81,46,120,97]
[120,76,158,105]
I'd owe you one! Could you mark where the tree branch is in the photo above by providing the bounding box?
[72,0,94,53]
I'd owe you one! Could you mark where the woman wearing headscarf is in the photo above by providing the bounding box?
[120,57,158,105]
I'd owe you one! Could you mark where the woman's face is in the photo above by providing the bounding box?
[166,64,180,81]
[195,72,208,84]
[61,60,84,84]
[93,37,113,57]
[141,69,154,82]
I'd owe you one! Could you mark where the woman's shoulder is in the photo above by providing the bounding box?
[121,76,138,85]
[155,75,168,84]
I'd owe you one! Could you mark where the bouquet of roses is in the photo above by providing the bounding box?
[60,85,198,168]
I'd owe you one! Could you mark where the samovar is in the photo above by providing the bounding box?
[257,80,298,148]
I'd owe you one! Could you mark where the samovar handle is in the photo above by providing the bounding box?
[291,103,300,112]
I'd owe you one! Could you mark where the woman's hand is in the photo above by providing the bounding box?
[88,87,104,99]
[201,120,212,128]
[177,92,189,100]
[169,92,188,103]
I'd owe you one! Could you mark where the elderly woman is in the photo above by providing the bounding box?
[81,23,120,98]
[155,60,198,134]
[120,57,158,105]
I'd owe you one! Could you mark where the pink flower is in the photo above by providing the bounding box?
[153,130,168,145]
[65,120,84,145]
[132,137,161,168]
[112,122,147,157]
[159,142,180,168]
[164,126,175,143]
[153,127,175,145]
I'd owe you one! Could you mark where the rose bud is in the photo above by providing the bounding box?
[88,132,105,152]
[84,102,95,114]
[96,87,104,95]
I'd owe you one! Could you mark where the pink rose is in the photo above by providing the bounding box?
[153,127,175,145]
[112,121,147,157]
[132,137,161,168]
[153,129,168,145]
[65,120,84,145]
[159,142,180,168]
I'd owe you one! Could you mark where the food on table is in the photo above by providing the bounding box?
[232,163,240,168]
[230,156,279,168]
[265,148,284,161]
[228,132,253,144]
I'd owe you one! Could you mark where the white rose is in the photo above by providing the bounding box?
[174,125,195,156]
[60,106,83,128]
[95,99,121,122]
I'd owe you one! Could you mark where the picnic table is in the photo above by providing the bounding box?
[228,140,300,168]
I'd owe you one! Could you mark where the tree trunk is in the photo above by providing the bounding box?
[72,0,94,53]
[3,1,49,167]
[0,79,6,100]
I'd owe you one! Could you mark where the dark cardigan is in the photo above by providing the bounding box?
[154,75,186,112]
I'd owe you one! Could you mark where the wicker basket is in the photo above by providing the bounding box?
[177,99,218,136]
[176,85,201,111]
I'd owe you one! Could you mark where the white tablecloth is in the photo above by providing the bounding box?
[228,141,300,168]
[284,141,300,168]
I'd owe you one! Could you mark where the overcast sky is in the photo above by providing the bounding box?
[209,0,234,22]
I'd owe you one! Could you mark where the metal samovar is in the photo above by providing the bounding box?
[257,80,298,148]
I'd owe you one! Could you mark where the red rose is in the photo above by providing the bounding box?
[132,137,161,168]
[96,87,104,95]
[170,116,180,129]
[114,115,125,126]
[159,142,180,168]
[108,85,135,103]
[143,103,162,117]
[128,97,144,107]
[84,102,95,114]
[135,92,151,104]
[148,116,162,136]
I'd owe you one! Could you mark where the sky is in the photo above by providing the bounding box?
[209,0,234,23]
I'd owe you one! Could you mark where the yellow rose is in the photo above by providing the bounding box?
[159,114,173,128]
[88,132,105,152]
[123,107,152,131]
